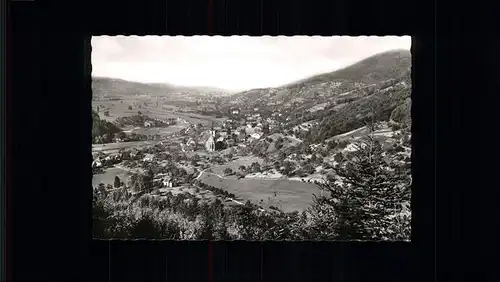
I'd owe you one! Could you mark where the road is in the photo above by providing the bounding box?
[92,117,191,153]
[113,164,144,175]
[92,140,161,153]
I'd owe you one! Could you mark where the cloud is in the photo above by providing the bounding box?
[91,36,411,91]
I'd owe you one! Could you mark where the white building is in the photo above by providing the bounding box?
[250,133,262,140]
[163,177,175,188]
[205,129,216,152]
[143,154,155,162]
[92,158,102,168]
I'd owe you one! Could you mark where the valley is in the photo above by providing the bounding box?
[92,47,412,241]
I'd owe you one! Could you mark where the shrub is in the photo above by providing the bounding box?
[223,168,233,176]
[114,176,121,188]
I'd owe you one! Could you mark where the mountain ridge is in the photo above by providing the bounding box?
[92,76,236,99]
[221,49,411,114]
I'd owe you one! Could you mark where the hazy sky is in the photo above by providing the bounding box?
[92,36,411,91]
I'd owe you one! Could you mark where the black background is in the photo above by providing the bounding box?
[6,0,499,281]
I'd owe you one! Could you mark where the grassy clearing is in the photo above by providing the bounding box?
[199,173,320,212]
[93,99,214,125]
[92,167,133,187]
[92,100,137,122]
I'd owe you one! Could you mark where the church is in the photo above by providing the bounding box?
[205,128,216,152]
[205,124,227,152]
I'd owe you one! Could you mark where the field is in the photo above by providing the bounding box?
[199,173,320,212]
[92,167,133,187]
[92,100,137,122]
[140,104,226,125]
[92,98,222,126]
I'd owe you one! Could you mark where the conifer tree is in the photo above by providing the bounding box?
[114,176,121,188]
[310,123,411,240]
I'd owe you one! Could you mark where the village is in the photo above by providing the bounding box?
[93,100,411,214]
[95,107,291,204]
[92,107,292,210]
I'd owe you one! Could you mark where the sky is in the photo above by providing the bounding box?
[92,36,411,92]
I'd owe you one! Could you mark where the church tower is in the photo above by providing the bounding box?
[210,122,216,137]
[206,121,216,152]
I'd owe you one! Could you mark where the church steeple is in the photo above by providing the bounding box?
[206,121,216,152]
[211,121,215,137]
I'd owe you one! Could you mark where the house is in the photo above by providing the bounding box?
[143,153,155,162]
[250,133,262,140]
[144,121,153,127]
[238,132,247,142]
[92,158,102,168]
[110,153,120,161]
[232,109,240,115]
[245,127,256,135]
[162,176,176,188]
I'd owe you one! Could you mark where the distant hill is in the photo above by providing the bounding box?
[221,49,412,142]
[305,72,411,142]
[285,49,411,87]
[92,77,234,99]
[224,49,411,109]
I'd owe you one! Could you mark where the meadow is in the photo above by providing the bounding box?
[92,167,132,187]
[199,173,320,212]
